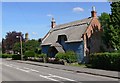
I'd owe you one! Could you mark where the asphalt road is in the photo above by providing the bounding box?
[1,59,118,83]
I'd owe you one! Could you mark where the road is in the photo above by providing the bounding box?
[1,59,118,83]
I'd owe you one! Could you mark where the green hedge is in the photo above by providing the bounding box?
[89,53,120,71]
[0,54,13,58]
[24,51,35,59]
[12,54,21,60]
[66,51,77,63]
[55,52,66,60]
[0,54,21,60]
[36,53,47,58]
[55,51,77,63]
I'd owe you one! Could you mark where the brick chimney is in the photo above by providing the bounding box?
[51,17,56,28]
[91,6,97,17]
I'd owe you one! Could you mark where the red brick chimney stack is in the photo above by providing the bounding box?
[91,6,97,18]
[51,17,56,28]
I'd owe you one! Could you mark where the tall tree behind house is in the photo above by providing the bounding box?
[109,2,120,50]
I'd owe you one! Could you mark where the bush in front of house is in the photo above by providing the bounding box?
[55,52,66,60]
[55,51,77,64]
[65,51,77,63]
[38,53,47,58]
[89,52,120,71]
[37,53,47,63]
[12,54,21,60]
[24,51,35,60]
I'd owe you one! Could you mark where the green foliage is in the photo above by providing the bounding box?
[35,48,41,54]
[12,54,21,60]
[55,51,77,63]
[89,53,120,71]
[110,2,120,50]
[25,39,40,52]
[2,31,24,53]
[13,42,22,53]
[36,53,47,58]
[24,51,35,59]
[35,53,47,63]
[55,52,66,60]
[66,51,77,63]
[99,12,110,29]
[13,39,40,54]
[0,54,13,58]
[99,2,120,50]
[99,13,111,48]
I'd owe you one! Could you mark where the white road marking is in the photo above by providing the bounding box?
[40,75,59,81]
[3,63,75,81]
[23,67,30,70]
[5,64,13,67]
[4,64,39,73]
[4,64,29,73]
[30,69,39,72]
[15,67,29,72]
[49,74,75,81]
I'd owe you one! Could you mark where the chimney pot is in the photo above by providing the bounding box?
[91,6,97,18]
[51,17,56,28]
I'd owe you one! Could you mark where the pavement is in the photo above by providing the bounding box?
[6,59,120,79]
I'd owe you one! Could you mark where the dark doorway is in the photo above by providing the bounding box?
[48,46,58,57]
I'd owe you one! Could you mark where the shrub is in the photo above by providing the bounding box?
[38,53,47,58]
[35,53,47,63]
[55,51,77,63]
[66,51,77,63]
[24,51,35,59]
[0,54,13,58]
[12,54,21,60]
[55,52,66,60]
[89,53,120,71]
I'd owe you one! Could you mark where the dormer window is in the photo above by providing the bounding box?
[57,35,67,44]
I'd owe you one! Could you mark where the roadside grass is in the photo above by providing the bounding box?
[68,63,87,68]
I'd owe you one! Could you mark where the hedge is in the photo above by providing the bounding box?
[12,54,21,60]
[36,53,47,58]
[24,51,35,59]
[89,52,120,71]
[0,54,13,58]
[55,51,77,63]
[35,53,47,63]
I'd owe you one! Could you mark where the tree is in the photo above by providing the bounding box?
[3,31,24,53]
[109,2,120,50]
[24,39,40,52]
[99,2,120,50]
[99,12,110,48]
[13,39,40,54]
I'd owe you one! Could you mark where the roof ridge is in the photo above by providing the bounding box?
[55,17,92,28]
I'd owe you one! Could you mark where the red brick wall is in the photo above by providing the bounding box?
[83,17,103,55]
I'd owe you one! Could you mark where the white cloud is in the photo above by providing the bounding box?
[47,14,53,17]
[73,7,84,13]
[32,32,37,35]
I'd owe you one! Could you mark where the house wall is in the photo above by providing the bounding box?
[58,35,84,63]
[41,45,50,55]
[65,42,84,63]
[84,18,103,54]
